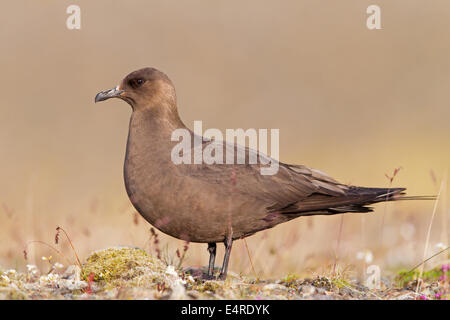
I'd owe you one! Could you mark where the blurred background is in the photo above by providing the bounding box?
[0,0,448,279]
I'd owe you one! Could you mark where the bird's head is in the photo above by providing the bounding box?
[95,67,176,112]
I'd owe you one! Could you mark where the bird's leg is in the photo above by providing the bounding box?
[218,236,233,280]
[205,242,216,279]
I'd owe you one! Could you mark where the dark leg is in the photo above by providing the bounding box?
[218,236,233,280]
[206,243,216,279]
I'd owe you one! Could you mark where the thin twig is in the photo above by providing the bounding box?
[408,246,449,274]
[380,167,402,244]
[415,177,445,294]
[333,215,345,275]
[23,240,72,266]
[56,226,82,268]
[243,238,258,281]
[176,241,190,270]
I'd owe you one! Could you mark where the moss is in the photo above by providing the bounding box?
[0,277,9,287]
[332,277,352,289]
[81,247,166,286]
[395,266,449,288]
[279,274,304,290]
[282,273,299,284]
[188,280,223,294]
[199,281,222,292]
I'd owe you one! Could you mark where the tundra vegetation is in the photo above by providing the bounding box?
[0,241,447,300]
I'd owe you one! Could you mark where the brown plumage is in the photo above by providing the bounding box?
[94,67,426,280]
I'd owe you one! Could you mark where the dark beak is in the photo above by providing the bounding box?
[95,87,124,103]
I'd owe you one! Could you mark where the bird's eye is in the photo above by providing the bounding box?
[129,78,145,89]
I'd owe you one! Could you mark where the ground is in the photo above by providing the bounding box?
[0,247,447,300]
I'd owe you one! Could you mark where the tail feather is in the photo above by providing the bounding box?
[384,195,437,201]
[286,186,435,217]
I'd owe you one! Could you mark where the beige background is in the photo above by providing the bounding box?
[0,1,448,277]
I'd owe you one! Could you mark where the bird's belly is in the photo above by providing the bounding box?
[124,170,272,243]
[124,170,225,242]
[127,193,229,243]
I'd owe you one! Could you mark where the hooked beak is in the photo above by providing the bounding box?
[94,86,124,103]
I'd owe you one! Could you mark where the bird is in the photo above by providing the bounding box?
[95,67,430,280]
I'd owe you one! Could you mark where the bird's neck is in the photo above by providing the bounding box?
[126,104,187,162]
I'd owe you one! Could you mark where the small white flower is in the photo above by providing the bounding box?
[47,274,59,281]
[26,264,37,272]
[6,269,16,275]
[365,251,374,264]
[356,251,364,260]
[1,275,9,282]
[54,263,64,269]
[39,273,58,285]
[26,264,39,276]
[165,265,178,277]
[436,242,446,250]
[356,250,374,263]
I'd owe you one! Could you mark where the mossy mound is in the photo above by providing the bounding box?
[81,247,167,287]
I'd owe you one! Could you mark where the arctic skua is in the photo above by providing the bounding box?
[95,67,429,280]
